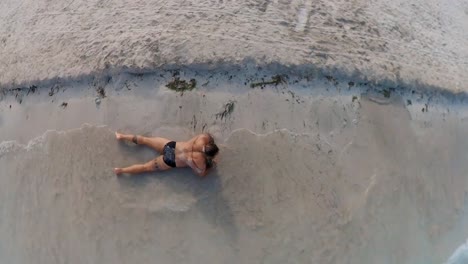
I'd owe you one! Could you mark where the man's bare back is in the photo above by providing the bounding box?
[114,132,219,177]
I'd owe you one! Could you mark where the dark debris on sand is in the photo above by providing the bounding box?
[325,75,339,86]
[382,89,391,98]
[166,77,197,93]
[27,85,37,95]
[250,75,286,88]
[92,77,108,99]
[4,85,37,95]
[96,86,106,98]
[215,100,236,120]
[49,85,60,96]
[0,85,39,105]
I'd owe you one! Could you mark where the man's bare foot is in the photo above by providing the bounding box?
[115,132,123,140]
[114,168,123,175]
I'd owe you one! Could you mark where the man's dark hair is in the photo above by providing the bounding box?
[204,142,219,157]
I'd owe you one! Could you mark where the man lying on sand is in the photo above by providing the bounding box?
[114,132,219,177]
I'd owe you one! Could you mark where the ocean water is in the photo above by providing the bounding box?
[1,89,468,263]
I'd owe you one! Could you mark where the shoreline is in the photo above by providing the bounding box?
[1,67,465,144]
[2,62,468,98]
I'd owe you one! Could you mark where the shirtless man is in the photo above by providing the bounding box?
[113,132,219,177]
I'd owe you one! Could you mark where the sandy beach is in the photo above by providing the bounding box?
[1,0,468,263]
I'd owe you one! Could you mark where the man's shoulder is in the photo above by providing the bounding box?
[193,152,207,164]
[200,133,214,142]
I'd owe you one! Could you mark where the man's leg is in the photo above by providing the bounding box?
[115,132,170,153]
[114,156,170,175]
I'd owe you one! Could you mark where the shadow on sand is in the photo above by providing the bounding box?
[114,139,239,244]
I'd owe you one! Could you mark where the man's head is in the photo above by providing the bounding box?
[204,142,219,157]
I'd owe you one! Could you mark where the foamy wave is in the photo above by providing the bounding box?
[0,140,21,157]
[25,132,48,151]
[0,123,111,156]
[446,239,468,264]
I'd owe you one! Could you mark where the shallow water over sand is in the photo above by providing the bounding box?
[1,89,468,263]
